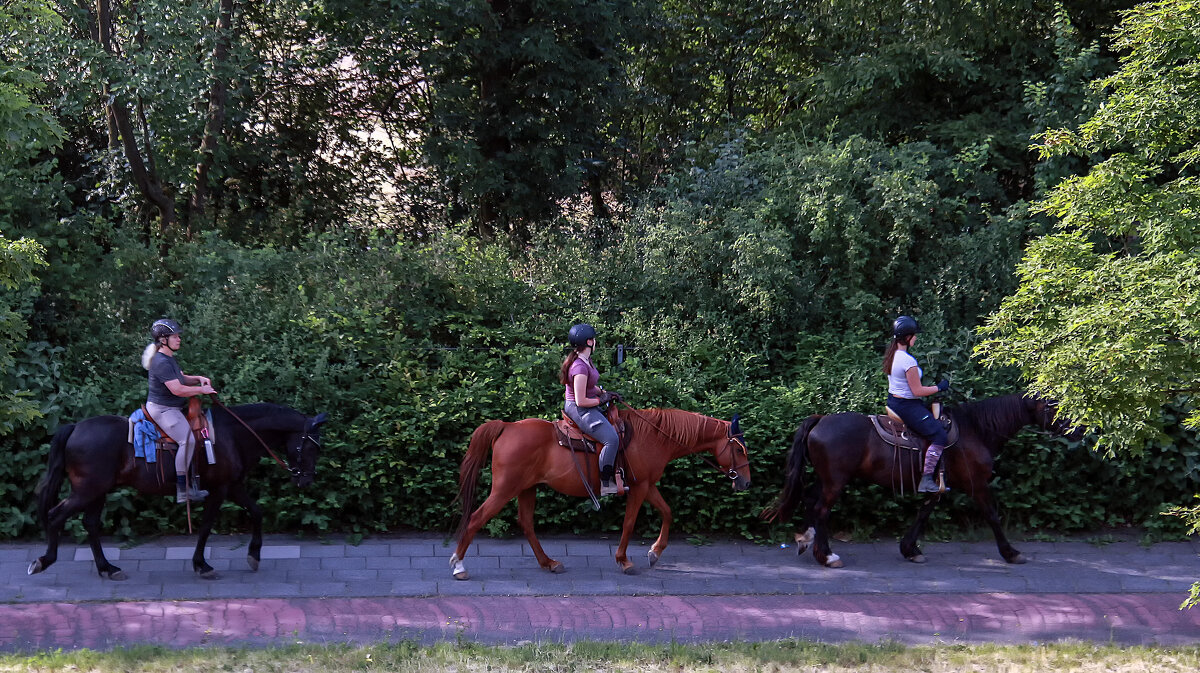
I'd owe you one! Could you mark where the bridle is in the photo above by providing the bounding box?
[210,395,321,480]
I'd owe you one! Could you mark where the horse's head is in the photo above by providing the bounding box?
[289,412,328,488]
[1030,396,1085,441]
[720,413,751,492]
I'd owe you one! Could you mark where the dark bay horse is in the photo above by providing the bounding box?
[763,394,1078,567]
[28,403,328,580]
[451,408,750,578]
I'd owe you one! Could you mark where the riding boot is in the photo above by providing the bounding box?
[918,444,946,493]
[175,474,208,503]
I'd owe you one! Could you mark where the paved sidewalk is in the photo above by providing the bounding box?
[2,533,1198,650]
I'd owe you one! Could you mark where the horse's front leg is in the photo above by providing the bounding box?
[971,482,1024,563]
[900,493,941,562]
[192,495,224,579]
[614,485,648,573]
[642,485,672,567]
[227,484,264,570]
[81,500,126,580]
[515,487,562,573]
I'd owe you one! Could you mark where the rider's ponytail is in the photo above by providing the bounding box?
[559,350,580,385]
[141,343,158,370]
[882,338,900,375]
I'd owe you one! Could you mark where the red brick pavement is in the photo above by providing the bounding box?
[2,593,1198,651]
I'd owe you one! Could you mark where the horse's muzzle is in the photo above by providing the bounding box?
[732,475,751,492]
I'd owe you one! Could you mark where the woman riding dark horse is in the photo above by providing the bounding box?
[884,316,951,493]
[763,393,1080,568]
[28,323,328,580]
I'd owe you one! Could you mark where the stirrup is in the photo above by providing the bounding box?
[600,470,628,497]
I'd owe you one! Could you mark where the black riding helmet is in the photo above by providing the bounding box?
[151,318,182,341]
[892,315,921,339]
[567,323,596,348]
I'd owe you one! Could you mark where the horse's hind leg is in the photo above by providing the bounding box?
[192,495,224,579]
[515,487,562,573]
[793,480,821,556]
[81,501,126,580]
[811,484,845,568]
[451,490,512,580]
[28,493,99,576]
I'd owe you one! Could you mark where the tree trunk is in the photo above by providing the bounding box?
[186,0,236,238]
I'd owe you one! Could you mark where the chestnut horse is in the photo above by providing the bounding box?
[451,408,750,578]
[763,394,1079,568]
[28,403,327,580]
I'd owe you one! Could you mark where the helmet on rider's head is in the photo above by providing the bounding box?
[567,323,596,349]
[151,318,182,340]
[892,315,921,339]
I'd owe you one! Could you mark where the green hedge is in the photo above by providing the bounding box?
[1,231,1195,545]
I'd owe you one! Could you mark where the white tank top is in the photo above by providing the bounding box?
[888,350,921,398]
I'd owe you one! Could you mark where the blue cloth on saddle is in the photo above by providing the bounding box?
[129,408,162,463]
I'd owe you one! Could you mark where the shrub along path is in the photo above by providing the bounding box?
[2,533,1198,650]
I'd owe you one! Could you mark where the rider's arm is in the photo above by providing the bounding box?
[573,374,600,408]
[905,367,941,398]
[164,378,216,397]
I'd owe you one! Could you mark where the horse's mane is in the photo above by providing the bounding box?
[226,402,298,420]
[951,394,1031,439]
[621,408,712,447]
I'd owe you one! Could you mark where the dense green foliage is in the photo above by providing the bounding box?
[0,0,1195,548]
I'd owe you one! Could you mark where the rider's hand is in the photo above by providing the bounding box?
[596,391,613,406]
[607,391,623,403]
[936,379,950,393]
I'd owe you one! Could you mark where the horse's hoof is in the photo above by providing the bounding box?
[27,559,44,575]
[907,554,927,564]
[824,554,843,569]
[619,560,636,574]
[453,570,470,581]
[1006,553,1027,565]
[247,556,260,572]
[548,561,566,574]
[196,568,220,580]
[648,550,660,567]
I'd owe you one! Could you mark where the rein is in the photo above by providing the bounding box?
[208,395,290,472]
[616,401,748,481]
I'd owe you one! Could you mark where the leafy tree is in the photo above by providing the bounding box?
[975,0,1200,603]
[0,0,57,432]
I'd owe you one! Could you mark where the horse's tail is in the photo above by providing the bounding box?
[760,415,822,522]
[454,420,505,541]
[35,424,74,530]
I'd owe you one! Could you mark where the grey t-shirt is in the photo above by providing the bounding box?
[147,352,186,407]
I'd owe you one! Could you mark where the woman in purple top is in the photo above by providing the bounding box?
[561,323,624,496]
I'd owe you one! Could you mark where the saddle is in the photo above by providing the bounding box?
[871,403,959,451]
[554,405,631,455]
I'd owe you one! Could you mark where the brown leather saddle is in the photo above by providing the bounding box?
[870,405,959,451]
[553,405,632,455]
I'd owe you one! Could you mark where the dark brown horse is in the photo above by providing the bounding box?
[28,403,328,580]
[451,408,750,578]
[763,394,1079,567]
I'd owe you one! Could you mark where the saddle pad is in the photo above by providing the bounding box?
[870,414,958,450]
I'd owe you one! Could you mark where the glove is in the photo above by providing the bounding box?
[596,391,613,406]
[936,379,950,393]
[607,391,623,404]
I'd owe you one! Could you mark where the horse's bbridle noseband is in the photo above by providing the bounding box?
[290,423,323,481]
[720,429,750,481]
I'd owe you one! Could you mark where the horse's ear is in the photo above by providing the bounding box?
[731,413,741,434]
[312,412,329,426]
